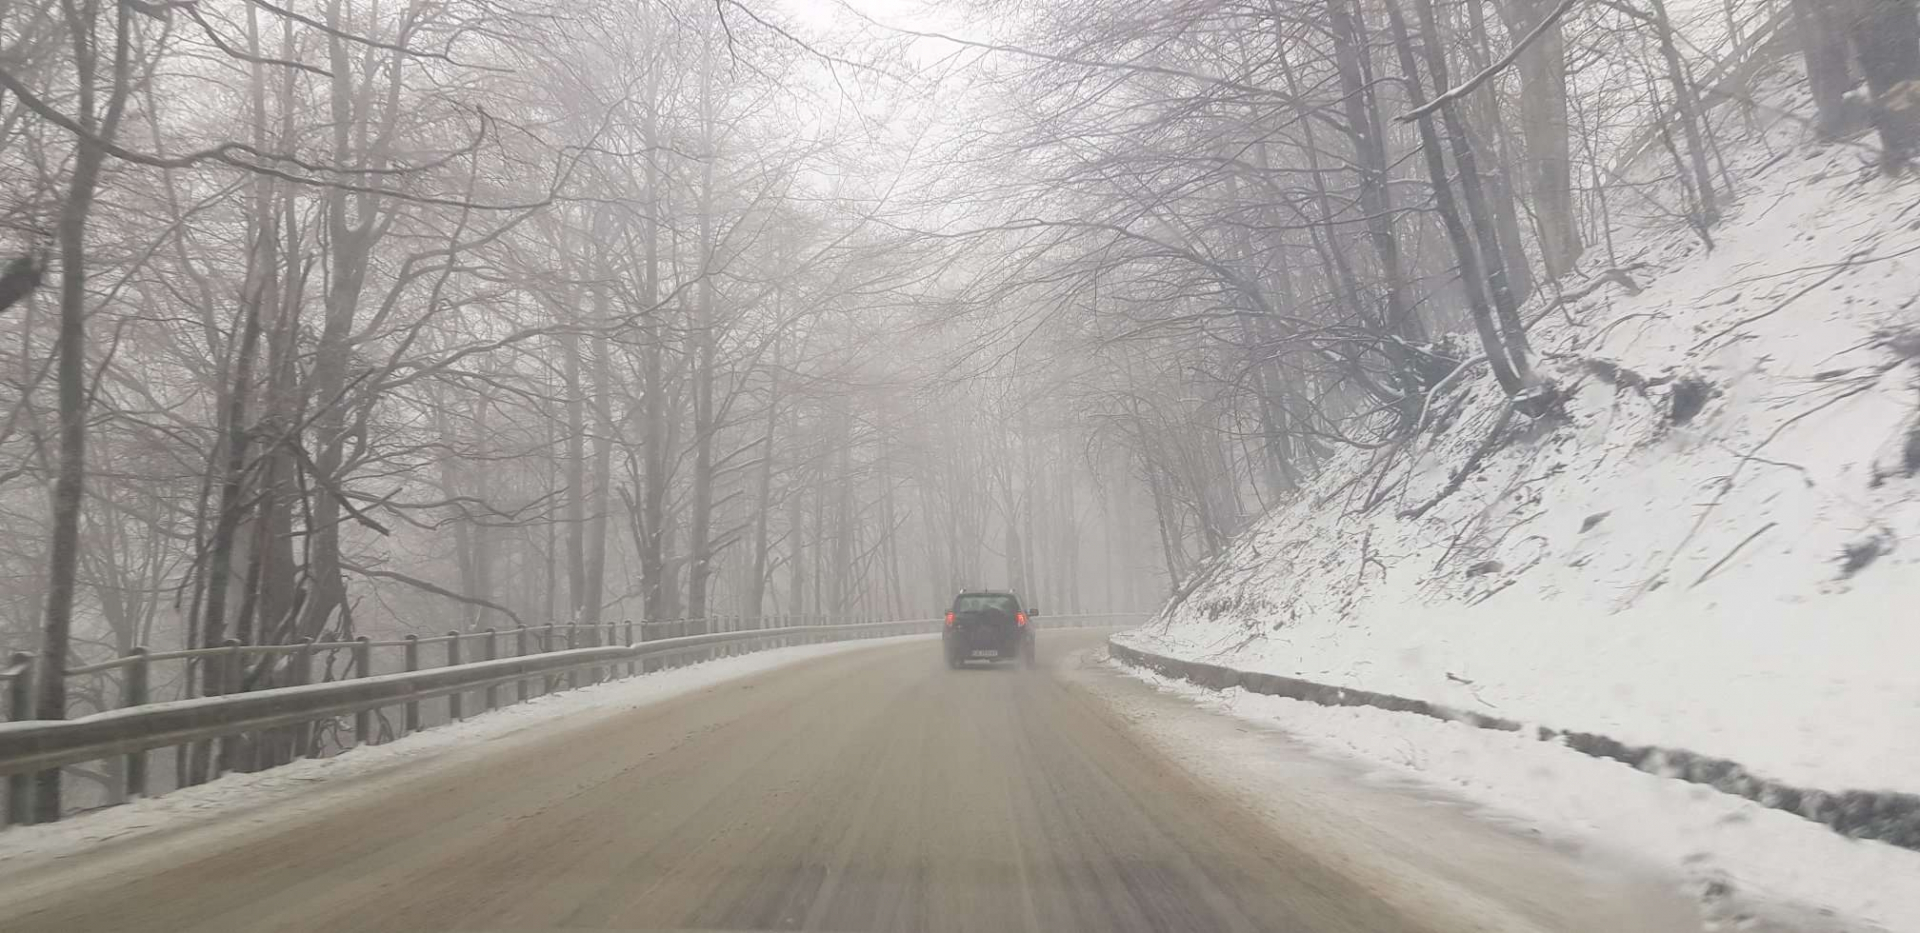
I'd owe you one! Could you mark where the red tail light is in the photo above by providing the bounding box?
[1016,611,1028,626]
[945,611,955,627]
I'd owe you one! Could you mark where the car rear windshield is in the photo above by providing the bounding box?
[953,594,1019,614]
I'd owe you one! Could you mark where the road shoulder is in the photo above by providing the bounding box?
[1058,642,1856,933]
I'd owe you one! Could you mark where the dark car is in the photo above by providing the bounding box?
[942,590,1037,668]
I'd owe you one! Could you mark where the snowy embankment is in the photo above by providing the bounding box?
[0,636,927,870]
[1116,65,1920,929]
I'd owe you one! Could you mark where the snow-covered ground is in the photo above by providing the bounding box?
[0,635,930,871]
[1110,660,1920,932]
[1116,60,1920,928]
[1122,63,1920,795]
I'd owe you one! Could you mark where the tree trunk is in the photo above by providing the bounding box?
[1386,0,1525,394]
[561,324,588,623]
[583,262,616,633]
[788,465,806,616]
[1795,0,1858,138]
[1415,0,1533,378]
[746,348,780,618]
[1848,0,1920,168]
[299,0,399,644]
[1464,0,1539,302]
[1498,0,1584,277]
[1648,0,1721,226]
[638,50,670,624]
[1326,0,1427,411]
[35,0,135,820]
[686,17,719,625]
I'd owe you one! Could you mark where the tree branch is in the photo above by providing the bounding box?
[0,65,564,210]
[342,562,524,628]
[1397,0,1584,124]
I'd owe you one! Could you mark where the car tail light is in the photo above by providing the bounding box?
[944,611,955,627]
[1016,611,1028,626]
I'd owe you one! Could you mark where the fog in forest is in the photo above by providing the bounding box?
[4,0,1917,846]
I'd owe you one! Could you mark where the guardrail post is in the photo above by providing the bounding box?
[226,638,247,691]
[403,635,421,734]
[566,624,579,690]
[624,620,636,676]
[484,629,499,711]
[123,647,150,798]
[5,651,35,825]
[516,627,530,703]
[598,621,611,680]
[290,637,314,758]
[447,632,464,721]
[353,636,373,746]
[542,624,557,694]
[215,638,243,776]
[590,623,605,685]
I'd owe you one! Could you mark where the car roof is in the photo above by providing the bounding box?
[956,589,1016,596]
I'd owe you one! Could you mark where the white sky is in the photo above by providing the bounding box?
[782,0,958,35]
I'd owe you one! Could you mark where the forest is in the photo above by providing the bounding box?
[2,0,1915,816]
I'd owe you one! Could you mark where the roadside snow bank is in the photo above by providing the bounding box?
[1113,660,1920,933]
[1109,638,1920,849]
[1123,67,1920,800]
[1126,577,1920,795]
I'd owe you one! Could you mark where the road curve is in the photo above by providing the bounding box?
[0,631,1704,933]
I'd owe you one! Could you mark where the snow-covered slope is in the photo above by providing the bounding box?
[1115,60,1920,932]
[1121,67,1920,799]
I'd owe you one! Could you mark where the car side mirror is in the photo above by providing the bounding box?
[1029,607,1040,616]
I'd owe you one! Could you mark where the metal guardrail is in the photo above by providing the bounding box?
[2,652,31,825]
[0,620,930,778]
[0,610,1145,825]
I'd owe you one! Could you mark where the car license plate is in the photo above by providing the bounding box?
[971,649,998,658]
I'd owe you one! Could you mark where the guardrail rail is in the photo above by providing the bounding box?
[1,611,1145,827]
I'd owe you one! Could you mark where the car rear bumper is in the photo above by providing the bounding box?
[944,629,1029,659]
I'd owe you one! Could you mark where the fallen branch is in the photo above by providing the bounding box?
[1636,380,1876,600]
[1527,267,1644,330]
[1416,354,1488,432]
[1401,404,1517,520]
[1693,251,1866,351]
[1690,522,1777,588]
